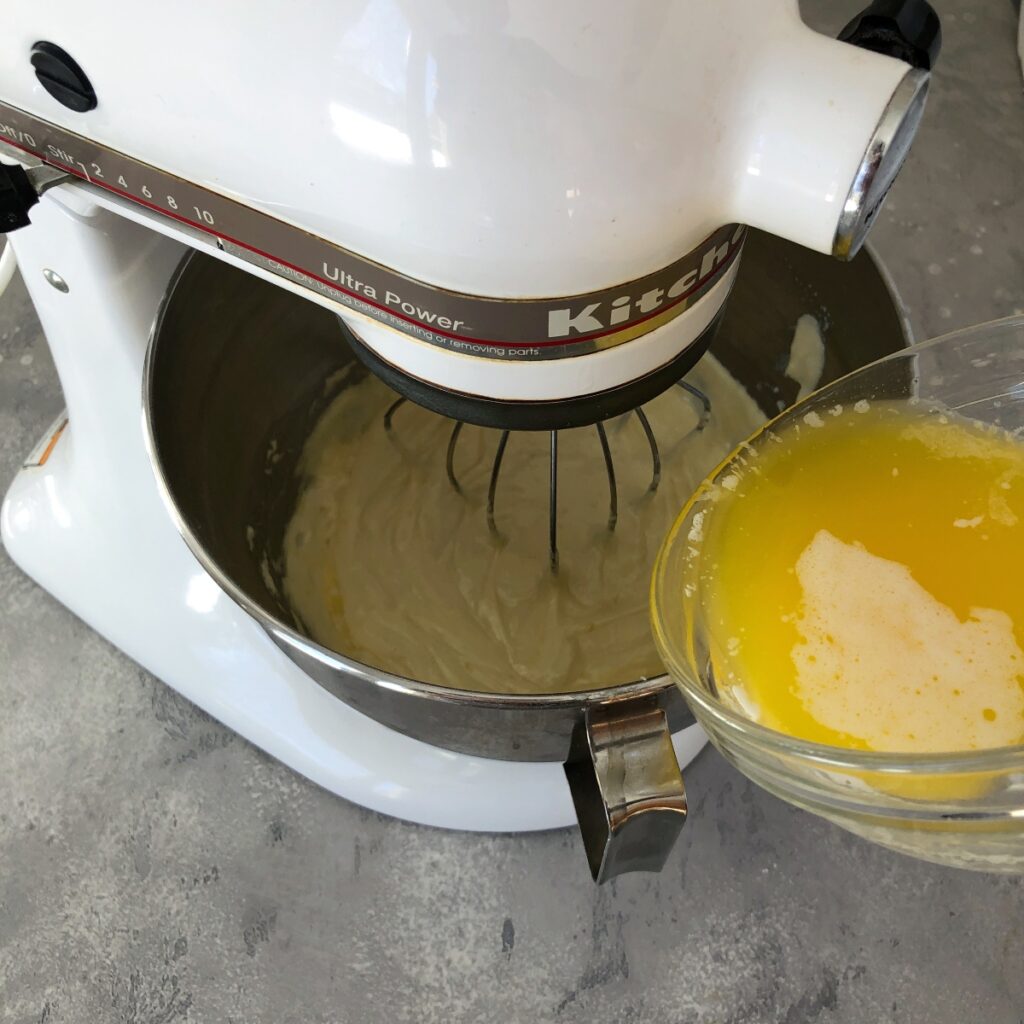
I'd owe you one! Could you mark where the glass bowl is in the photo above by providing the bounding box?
[651,315,1024,871]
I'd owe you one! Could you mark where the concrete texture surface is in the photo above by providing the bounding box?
[2,1,1024,1021]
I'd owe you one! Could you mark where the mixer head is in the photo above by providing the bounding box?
[318,0,936,439]
[1,2,936,456]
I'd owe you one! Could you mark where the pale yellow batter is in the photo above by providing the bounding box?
[282,355,765,694]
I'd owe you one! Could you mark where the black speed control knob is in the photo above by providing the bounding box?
[30,41,97,112]
[839,0,942,70]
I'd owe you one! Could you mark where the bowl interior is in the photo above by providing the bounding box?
[145,231,910,698]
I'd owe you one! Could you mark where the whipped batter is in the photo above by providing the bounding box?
[282,355,766,694]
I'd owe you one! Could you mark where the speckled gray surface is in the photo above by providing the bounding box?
[2,2,1024,1022]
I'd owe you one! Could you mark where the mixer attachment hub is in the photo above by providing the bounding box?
[345,309,723,433]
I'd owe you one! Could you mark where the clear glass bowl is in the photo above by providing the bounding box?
[651,315,1024,871]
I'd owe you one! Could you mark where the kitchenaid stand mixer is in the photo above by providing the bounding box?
[0,0,938,879]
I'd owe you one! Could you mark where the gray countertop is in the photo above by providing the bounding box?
[2,2,1024,1021]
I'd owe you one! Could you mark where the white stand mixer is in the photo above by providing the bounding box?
[0,0,939,874]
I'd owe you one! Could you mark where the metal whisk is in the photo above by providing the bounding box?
[384,381,712,573]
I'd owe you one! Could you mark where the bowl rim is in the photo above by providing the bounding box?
[651,313,1024,773]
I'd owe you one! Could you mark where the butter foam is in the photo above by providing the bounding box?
[792,530,1024,752]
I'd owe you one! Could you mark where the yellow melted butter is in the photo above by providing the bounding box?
[699,401,1024,754]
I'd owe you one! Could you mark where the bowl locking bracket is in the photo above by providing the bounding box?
[565,696,689,883]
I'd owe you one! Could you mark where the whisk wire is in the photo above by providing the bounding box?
[446,421,465,494]
[487,430,510,536]
[549,430,559,573]
[594,421,618,531]
[383,396,406,433]
[633,407,661,494]
[678,380,712,431]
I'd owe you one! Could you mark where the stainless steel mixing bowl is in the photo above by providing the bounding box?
[143,231,909,878]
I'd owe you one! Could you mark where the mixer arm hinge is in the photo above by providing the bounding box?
[839,0,942,71]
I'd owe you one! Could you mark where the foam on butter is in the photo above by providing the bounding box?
[792,529,1024,752]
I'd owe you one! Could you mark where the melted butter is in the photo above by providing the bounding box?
[699,402,1024,753]
[282,355,765,694]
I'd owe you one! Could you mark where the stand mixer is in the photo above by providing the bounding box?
[0,0,939,880]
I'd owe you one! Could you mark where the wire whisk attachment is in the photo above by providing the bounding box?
[384,379,712,573]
